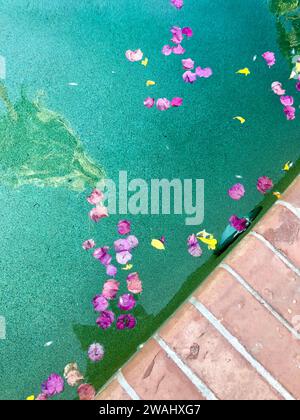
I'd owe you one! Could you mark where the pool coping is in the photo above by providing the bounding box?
[95,174,300,400]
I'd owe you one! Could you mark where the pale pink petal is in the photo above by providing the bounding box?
[271,81,286,96]
[144,97,155,108]
[262,51,276,67]
[171,26,183,44]
[125,49,143,62]
[162,45,173,56]
[182,58,195,70]
[171,97,183,107]
[87,189,103,205]
[228,183,245,201]
[280,96,294,106]
[196,66,213,78]
[182,71,197,83]
[77,384,96,401]
[82,239,95,250]
[171,0,183,9]
[89,206,108,222]
[172,44,185,55]
[116,251,132,265]
[156,98,171,111]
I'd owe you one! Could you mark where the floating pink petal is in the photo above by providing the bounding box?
[228,183,245,201]
[96,310,115,329]
[116,250,132,265]
[196,66,213,78]
[41,374,64,397]
[156,98,171,111]
[257,176,274,194]
[127,272,143,294]
[93,247,112,266]
[183,71,197,83]
[127,235,139,249]
[187,234,202,257]
[271,81,285,96]
[87,189,103,205]
[106,264,117,277]
[162,45,173,56]
[36,394,48,401]
[125,49,143,62]
[64,363,84,387]
[296,80,300,92]
[144,97,155,108]
[229,215,248,232]
[77,384,96,401]
[82,239,95,250]
[88,343,105,362]
[114,238,131,253]
[102,279,120,300]
[280,96,294,106]
[118,220,131,235]
[118,294,136,311]
[171,0,183,9]
[182,27,193,37]
[182,58,195,70]
[116,314,137,330]
[171,26,183,44]
[92,295,109,312]
[283,105,296,120]
[89,206,108,222]
[262,51,276,67]
[171,97,183,107]
[173,44,185,55]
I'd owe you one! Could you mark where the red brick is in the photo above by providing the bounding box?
[95,379,131,400]
[122,338,204,400]
[194,268,300,399]
[225,235,300,325]
[254,205,300,268]
[159,303,281,400]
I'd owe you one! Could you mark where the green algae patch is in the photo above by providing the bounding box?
[0,83,104,191]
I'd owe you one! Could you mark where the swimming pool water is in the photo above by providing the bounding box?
[0,0,299,399]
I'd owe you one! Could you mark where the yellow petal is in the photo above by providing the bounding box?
[26,395,35,401]
[122,264,133,271]
[296,62,300,73]
[273,192,281,199]
[197,236,218,250]
[283,161,293,171]
[236,68,250,76]
[141,58,149,67]
[146,80,156,86]
[151,239,165,250]
[233,116,246,124]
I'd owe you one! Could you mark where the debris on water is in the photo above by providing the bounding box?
[283,161,294,171]
[197,230,218,250]
[187,234,203,257]
[228,183,245,201]
[44,341,53,348]
[146,80,156,86]
[233,116,246,124]
[151,238,165,250]
[68,82,78,86]
[262,51,276,67]
[236,68,250,76]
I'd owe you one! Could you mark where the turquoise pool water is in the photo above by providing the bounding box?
[0,0,299,399]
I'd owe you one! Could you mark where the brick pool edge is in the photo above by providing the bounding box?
[95,176,300,401]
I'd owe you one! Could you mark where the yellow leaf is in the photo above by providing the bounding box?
[273,192,281,199]
[151,239,165,250]
[26,395,35,401]
[122,264,133,271]
[233,116,246,124]
[236,68,250,76]
[146,80,156,86]
[283,161,293,172]
[141,58,148,67]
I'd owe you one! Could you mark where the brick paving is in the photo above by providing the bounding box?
[96,176,300,401]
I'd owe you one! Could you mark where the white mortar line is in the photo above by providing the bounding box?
[276,200,300,220]
[220,263,300,340]
[189,297,295,401]
[117,371,141,400]
[154,334,218,401]
[250,231,300,277]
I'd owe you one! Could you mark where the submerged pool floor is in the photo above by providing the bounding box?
[0,0,299,399]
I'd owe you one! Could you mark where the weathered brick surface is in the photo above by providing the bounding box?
[194,268,300,399]
[224,235,300,325]
[159,303,281,400]
[254,204,300,268]
[281,177,300,208]
[122,338,204,400]
[95,379,131,400]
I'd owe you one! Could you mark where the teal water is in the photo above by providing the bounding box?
[0,0,299,399]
